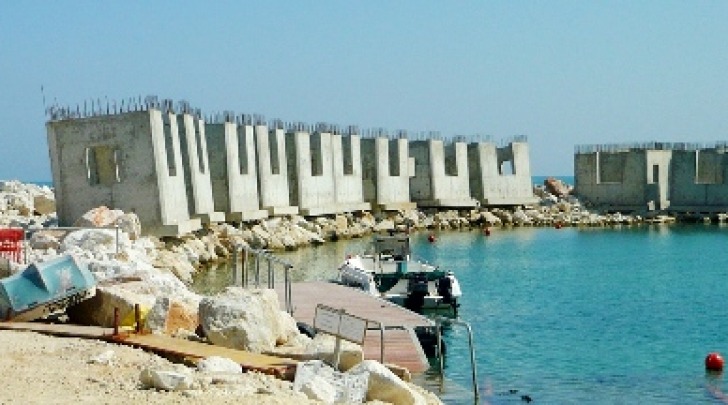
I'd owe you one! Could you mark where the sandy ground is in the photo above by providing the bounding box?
[0,329,323,404]
[0,329,441,404]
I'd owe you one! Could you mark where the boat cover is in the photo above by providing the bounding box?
[0,255,96,319]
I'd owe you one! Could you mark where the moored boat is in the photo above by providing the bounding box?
[338,233,461,314]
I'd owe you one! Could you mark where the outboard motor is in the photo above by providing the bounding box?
[405,273,429,313]
[437,273,453,304]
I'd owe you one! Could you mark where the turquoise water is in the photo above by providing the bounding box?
[219,225,728,404]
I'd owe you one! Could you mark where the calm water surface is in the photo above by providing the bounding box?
[193,225,728,404]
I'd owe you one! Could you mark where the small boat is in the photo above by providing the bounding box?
[0,255,96,322]
[338,233,462,314]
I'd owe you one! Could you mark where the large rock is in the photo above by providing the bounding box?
[67,282,155,327]
[33,194,55,215]
[544,177,571,198]
[348,360,425,405]
[139,367,196,391]
[305,333,364,372]
[198,287,300,353]
[145,296,199,335]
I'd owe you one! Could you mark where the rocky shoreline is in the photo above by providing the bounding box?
[0,178,722,404]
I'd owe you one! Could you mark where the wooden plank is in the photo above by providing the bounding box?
[276,282,433,329]
[115,333,298,380]
[0,321,114,338]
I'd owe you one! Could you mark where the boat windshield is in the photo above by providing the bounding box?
[372,235,411,260]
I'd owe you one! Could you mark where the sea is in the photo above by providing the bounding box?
[195,225,728,404]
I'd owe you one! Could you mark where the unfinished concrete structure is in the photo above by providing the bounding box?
[573,142,721,212]
[285,124,337,216]
[468,136,539,206]
[46,100,201,236]
[177,109,225,223]
[666,144,728,212]
[409,137,478,208]
[332,128,370,212]
[205,115,268,222]
[360,133,416,211]
[255,121,298,216]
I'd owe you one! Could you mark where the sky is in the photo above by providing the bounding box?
[2,1,728,181]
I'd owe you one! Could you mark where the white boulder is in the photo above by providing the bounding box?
[348,360,425,405]
[198,287,301,353]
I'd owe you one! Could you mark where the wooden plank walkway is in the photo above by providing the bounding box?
[0,321,114,338]
[116,333,297,380]
[0,322,297,380]
[274,281,432,373]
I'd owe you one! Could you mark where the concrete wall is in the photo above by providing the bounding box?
[575,150,652,211]
[468,141,538,206]
[177,113,224,223]
[255,125,298,216]
[46,109,201,236]
[332,133,370,212]
[670,149,728,211]
[361,137,416,210]
[575,149,673,212]
[286,130,337,216]
[206,122,268,221]
[410,139,478,208]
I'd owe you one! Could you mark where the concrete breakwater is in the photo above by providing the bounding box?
[45,97,537,238]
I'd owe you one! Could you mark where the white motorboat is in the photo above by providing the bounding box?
[338,233,462,314]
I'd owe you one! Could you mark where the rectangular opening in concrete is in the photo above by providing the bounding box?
[85,145,119,186]
[444,143,458,176]
[237,129,249,175]
[342,135,353,175]
[651,164,659,184]
[269,130,280,175]
[499,160,514,175]
[162,116,177,177]
[388,139,400,176]
[194,120,206,174]
[311,132,323,176]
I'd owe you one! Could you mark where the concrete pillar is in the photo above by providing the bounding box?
[332,133,370,212]
[468,140,538,206]
[177,113,224,223]
[206,121,268,221]
[255,125,298,216]
[409,139,478,208]
[286,129,337,216]
[46,109,201,236]
[361,137,416,211]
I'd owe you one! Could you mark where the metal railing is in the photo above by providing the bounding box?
[231,244,294,314]
[434,316,479,402]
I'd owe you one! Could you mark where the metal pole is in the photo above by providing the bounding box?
[254,252,260,287]
[115,225,119,255]
[465,323,479,400]
[232,247,240,287]
[267,257,273,288]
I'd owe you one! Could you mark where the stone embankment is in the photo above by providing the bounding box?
[0,179,442,404]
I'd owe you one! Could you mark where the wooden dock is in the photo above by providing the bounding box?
[275,281,433,373]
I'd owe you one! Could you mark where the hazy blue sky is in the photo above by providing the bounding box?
[3,1,728,181]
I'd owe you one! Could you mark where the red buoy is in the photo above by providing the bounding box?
[428,234,436,243]
[555,222,563,229]
[706,352,725,372]
[484,227,491,236]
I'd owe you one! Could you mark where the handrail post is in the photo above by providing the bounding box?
[434,316,479,401]
[254,251,260,287]
[267,257,273,288]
